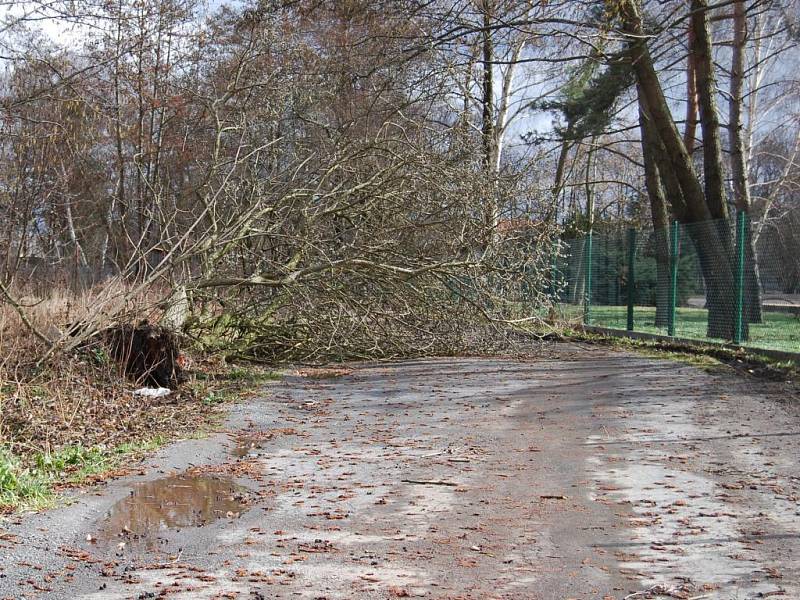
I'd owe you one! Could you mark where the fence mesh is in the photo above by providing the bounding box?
[554,214,800,354]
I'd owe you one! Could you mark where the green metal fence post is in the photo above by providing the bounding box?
[583,231,593,325]
[626,228,636,331]
[668,221,679,337]
[734,210,746,345]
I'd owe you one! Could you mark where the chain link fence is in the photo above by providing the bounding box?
[553,213,800,354]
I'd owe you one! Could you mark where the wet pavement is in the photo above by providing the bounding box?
[1,343,799,599]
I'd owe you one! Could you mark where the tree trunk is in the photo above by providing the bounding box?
[728,0,762,324]
[691,0,727,222]
[570,237,585,306]
[743,223,762,324]
[104,0,126,279]
[618,0,742,340]
[549,138,571,223]
[494,39,524,175]
[684,23,698,155]
[685,220,743,340]
[638,100,670,327]
[619,0,709,224]
[481,0,497,242]
[729,0,750,214]
[691,0,746,339]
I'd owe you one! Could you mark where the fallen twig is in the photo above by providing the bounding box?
[401,479,458,486]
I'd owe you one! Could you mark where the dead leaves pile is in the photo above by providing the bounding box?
[1,354,220,455]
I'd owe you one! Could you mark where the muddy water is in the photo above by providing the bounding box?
[99,474,247,549]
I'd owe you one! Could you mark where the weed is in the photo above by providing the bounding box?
[202,391,225,405]
[115,436,165,456]
[226,367,252,381]
[0,448,52,511]
[91,347,110,365]
[0,437,173,513]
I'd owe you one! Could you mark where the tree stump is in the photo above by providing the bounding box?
[101,322,186,389]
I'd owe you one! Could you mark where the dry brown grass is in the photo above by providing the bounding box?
[0,278,166,350]
[0,281,214,456]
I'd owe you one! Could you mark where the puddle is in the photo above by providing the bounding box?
[99,474,248,549]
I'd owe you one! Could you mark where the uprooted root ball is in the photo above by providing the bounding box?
[100,322,186,389]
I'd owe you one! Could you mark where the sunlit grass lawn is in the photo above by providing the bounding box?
[561,304,800,354]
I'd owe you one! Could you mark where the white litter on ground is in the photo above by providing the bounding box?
[132,387,172,398]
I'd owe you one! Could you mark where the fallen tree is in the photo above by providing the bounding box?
[0,1,559,367]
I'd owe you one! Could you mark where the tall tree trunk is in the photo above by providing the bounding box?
[104,0,126,278]
[619,1,709,224]
[691,0,727,222]
[684,23,699,155]
[729,0,750,214]
[639,99,670,327]
[570,237,585,306]
[618,0,741,340]
[549,139,571,223]
[481,0,497,243]
[64,194,89,287]
[585,139,596,233]
[691,0,745,339]
[494,39,524,175]
[728,0,762,324]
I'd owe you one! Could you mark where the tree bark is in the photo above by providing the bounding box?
[481,0,497,241]
[690,0,746,339]
[618,0,710,224]
[550,139,571,222]
[729,0,750,214]
[638,100,670,327]
[494,39,524,175]
[618,0,742,340]
[728,0,762,324]
[684,23,699,155]
[691,0,727,222]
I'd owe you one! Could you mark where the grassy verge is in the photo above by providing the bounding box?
[555,325,799,381]
[1,362,281,515]
[0,283,288,515]
[0,439,165,513]
[558,304,800,354]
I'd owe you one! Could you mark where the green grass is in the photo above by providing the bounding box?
[224,366,282,382]
[0,448,52,510]
[564,304,800,354]
[1,438,167,513]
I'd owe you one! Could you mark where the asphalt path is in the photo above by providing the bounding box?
[1,343,799,599]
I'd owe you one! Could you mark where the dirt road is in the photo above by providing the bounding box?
[1,343,799,599]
